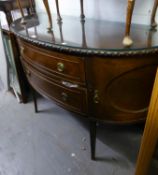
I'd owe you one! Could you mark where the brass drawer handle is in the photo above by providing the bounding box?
[61,81,79,88]
[61,92,68,102]
[93,90,99,104]
[57,62,65,72]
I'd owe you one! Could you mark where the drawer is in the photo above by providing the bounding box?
[23,62,88,114]
[19,41,85,83]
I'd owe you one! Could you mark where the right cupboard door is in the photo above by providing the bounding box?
[87,56,158,123]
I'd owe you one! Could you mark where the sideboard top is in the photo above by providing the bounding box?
[11,13,158,56]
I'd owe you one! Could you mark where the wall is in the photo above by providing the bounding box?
[35,0,156,25]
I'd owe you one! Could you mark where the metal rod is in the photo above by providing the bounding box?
[42,0,53,32]
[123,0,135,47]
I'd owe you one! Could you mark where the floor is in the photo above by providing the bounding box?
[0,87,157,175]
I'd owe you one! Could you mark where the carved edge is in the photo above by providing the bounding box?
[11,26,158,57]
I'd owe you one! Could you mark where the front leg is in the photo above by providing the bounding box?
[30,86,38,113]
[89,121,97,160]
[151,0,158,29]
[123,0,135,47]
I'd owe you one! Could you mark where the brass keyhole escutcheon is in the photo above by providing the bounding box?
[93,90,99,104]
[57,62,65,72]
[61,92,68,102]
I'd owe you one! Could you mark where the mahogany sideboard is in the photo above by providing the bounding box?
[11,13,158,160]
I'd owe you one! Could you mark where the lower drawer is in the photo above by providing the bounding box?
[23,62,88,114]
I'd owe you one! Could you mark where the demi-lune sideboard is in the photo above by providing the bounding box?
[11,13,158,160]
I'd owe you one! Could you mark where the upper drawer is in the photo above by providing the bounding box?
[19,41,85,83]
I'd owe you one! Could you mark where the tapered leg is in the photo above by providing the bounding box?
[80,0,85,21]
[55,0,62,22]
[123,0,135,47]
[43,0,53,32]
[89,121,97,160]
[31,86,38,113]
[151,0,158,29]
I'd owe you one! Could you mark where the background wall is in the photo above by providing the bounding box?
[35,0,156,25]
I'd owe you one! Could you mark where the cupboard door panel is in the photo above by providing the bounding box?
[87,56,158,123]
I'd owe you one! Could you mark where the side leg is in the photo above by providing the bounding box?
[123,0,135,47]
[151,0,158,29]
[89,121,97,160]
[30,86,38,113]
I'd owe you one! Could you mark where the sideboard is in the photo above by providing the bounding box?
[11,13,158,160]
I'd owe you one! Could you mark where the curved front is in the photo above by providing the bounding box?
[17,40,158,123]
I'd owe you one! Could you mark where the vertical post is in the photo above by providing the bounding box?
[80,0,85,21]
[16,0,26,24]
[123,0,135,47]
[135,69,158,175]
[90,121,97,160]
[55,0,62,22]
[43,0,53,32]
[151,0,158,29]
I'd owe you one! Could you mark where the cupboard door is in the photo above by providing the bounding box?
[87,56,158,123]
